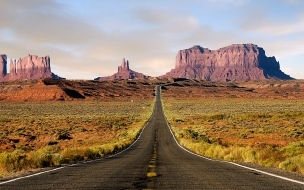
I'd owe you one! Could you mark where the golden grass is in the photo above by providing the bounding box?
[0,100,154,176]
[163,98,304,175]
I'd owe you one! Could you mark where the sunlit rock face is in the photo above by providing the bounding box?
[97,58,150,80]
[161,44,293,81]
[0,54,64,82]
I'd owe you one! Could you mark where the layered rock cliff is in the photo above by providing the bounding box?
[0,54,64,82]
[161,44,293,81]
[96,58,150,80]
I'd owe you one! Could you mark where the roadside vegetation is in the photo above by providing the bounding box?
[162,98,304,175]
[0,100,153,177]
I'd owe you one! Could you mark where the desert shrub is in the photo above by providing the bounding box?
[288,131,302,138]
[223,147,244,162]
[60,142,130,162]
[183,129,198,139]
[239,113,272,120]
[205,113,227,121]
[198,135,211,143]
[52,153,65,165]
[279,155,304,174]
[89,146,105,158]
[204,144,225,159]
[61,147,92,161]
[29,146,63,168]
[241,148,257,163]
[75,127,87,132]
[174,119,184,123]
[0,118,11,123]
[280,141,304,157]
[36,153,53,167]
[238,133,247,139]
[247,129,255,134]
[0,151,27,173]
[279,112,304,119]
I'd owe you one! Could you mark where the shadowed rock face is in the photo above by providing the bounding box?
[0,54,64,82]
[0,55,7,77]
[161,44,293,81]
[97,58,150,80]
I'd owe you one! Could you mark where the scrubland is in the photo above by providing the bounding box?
[1,78,304,178]
[163,98,304,175]
[0,100,153,177]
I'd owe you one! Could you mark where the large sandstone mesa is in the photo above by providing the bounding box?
[96,58,150,80]
[0,54,64,82]
[161,44,293,81]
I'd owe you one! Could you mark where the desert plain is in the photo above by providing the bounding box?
[0,78,304,179]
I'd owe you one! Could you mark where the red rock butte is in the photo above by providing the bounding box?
[96,58,150,80]
[0,54,64,82]
[161,44,293,81]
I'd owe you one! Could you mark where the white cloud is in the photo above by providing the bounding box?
[241,15,304,36]
[0,0,303,80]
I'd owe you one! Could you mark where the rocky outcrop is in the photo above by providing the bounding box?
[0,55,7,78]
[161,44,293,81]
[0,54,64,82]
[97,58,150,80]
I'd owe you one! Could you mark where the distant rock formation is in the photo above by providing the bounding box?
[161,44,293,81]
[0,54,64,82]
[0,55,7,78]
[96,58,150,80]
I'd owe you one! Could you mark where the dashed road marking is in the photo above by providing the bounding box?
[0,107,156,185]
[147,125,158,178]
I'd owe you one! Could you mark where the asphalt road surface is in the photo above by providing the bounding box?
[1,86,304,189]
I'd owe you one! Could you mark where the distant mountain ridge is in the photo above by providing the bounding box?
[160,44,293,81]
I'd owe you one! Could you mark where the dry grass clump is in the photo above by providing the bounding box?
[0,126,145,176]
[163,98,304,175]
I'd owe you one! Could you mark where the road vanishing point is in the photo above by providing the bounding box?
[1,86,304,189]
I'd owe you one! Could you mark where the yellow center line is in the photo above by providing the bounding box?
[147,127,158,178]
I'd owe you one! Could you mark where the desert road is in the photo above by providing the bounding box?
[1,86,304,189]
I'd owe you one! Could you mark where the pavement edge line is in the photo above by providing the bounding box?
[0,98,157,185]
[158,85,304,186]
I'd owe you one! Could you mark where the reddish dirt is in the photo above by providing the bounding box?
[1,78,303,151]
[2,78,303,102]
[160,79,304,148]
[0,78,163,102]
[161,79,304,100]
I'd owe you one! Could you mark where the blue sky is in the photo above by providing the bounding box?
[0,0,303,79]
